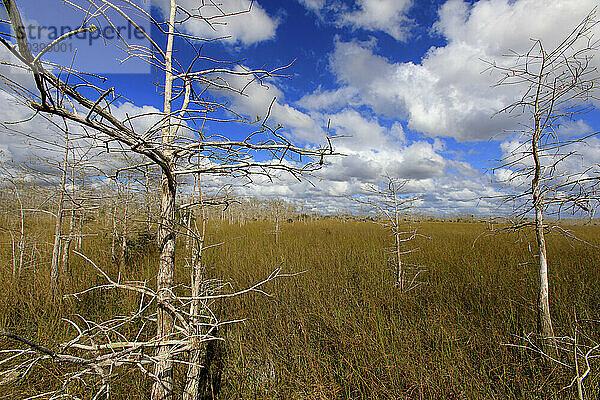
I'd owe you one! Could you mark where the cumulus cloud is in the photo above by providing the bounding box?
[156,0,278,45]
[296,0,414,41]
[233,157,504,216]
[327,108,391,151]
[557,119,595,138]
[302,0,600,142]
[0,81,164,180]
[212,65,326,143]
[338,0,414,41]
[433,0,597,57]
[10,0,597,216]
[320,38,514,141]
[197,61,507,215]
[316,136,448,190]
[297,86,361,111]
[297,0,325,12]
[493,135,600,215]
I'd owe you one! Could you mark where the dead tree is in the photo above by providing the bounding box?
[355,176,424,291]
[59,159,76,278]
[504,315,600,400]
[268,198,291,247]
[47,123,99,294]
[49,127,69,297]
[488,9,600,343]
[1,173,26,278]
[0,0,335,398]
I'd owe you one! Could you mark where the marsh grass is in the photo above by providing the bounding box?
[1,216,600,399]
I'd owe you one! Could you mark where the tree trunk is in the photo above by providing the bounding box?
[152,173,177,400]
[13,184,25,278]
[151,1,177,398]
[186,211,193,256]
[50,191,64,297]
[51,136,68,298]
[184,170,207,400]
[395,232,402,288]
[146,166,152,231]
[534,204,554,338]
[183,216,206,400]
[111,204,118,262]
[76,169,85,250]
[393,187,402,289]
[76,213,82,250]
[120,180,129,269]
[60,204,75,279]
[183,239,203,400]
[532,114,555,343]
[60,163,77,278]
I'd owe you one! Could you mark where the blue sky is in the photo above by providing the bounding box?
[2,0,600,215]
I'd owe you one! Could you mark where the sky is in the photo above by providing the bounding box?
[1,0,600,216]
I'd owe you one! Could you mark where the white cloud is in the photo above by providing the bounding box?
[297,0,325,12]
[493,135,600,216]
[213,65,326,143]
[433,0,596,57]
[305,0,600,142]
[297,86,361,111]
[389,141,447,179]
[297,0,414,40]
[317,136,448,186]
[0,82,165,180]
[198,60,509,214]
[494,167,527,189]
[326,38,514,141]
[338,0,413,41]
[11,0,599,216]
[233,154,505,216]
[156,0,278,45]
[327,108,391,151]
[111,103,163,136]
[557,119,594,138]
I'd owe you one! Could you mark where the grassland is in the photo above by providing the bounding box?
[2,216,600,399]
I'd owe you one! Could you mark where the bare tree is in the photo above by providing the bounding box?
[355,176,424,291]
[0,155,98,284]
[0,0,335,398]
[488,9,600,343]
[267,198,296,247]
[1,173,26,278]
[504,315,600,400]
[49,127,69,297]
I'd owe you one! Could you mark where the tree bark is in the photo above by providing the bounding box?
[395,232,402,288]
[146,166,152,232]
[534,202,554,339]
[60,204,74,279]
[393,188,402,289]
[532,111,555,343]
[183,183,207,400]
[183,135,208,399]
[151,1,177,398]
[111,204,117,262]
[51,134,68,299]
[153,172,176,400]
[60,162,76,279]
[120,178,130,269]
[12,184,25,278]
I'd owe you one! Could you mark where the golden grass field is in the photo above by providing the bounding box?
[2,216,600,399]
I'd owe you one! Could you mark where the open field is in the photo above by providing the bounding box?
[2,1,600,399]
[2,217,600,399]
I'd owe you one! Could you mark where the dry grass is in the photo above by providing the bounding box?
[1,216,600,399]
